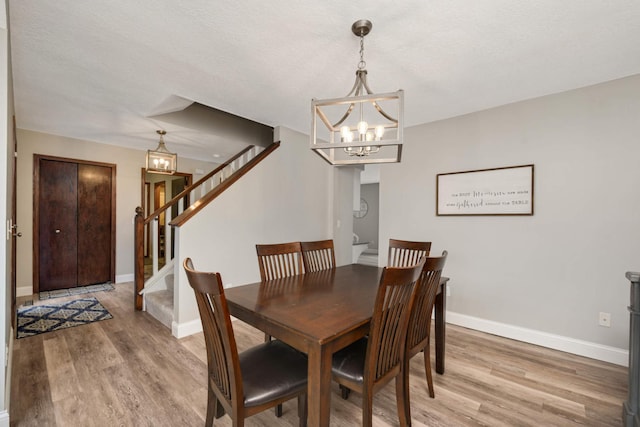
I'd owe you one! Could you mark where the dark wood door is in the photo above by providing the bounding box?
[77,163,112,286]
[36,156,115,292]
[38,159,79,291]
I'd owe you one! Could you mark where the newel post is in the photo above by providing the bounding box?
[134,206,145,310]
[624,271,640,426]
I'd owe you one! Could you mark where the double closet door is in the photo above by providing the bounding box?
[35,155,116,292]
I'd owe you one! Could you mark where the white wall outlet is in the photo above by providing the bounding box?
[599,312,611,327]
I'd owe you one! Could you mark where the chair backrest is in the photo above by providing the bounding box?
[301,239,336,273]
[365,257,425,386]
[256,242,304,280]
[183,258,241,412]
[406,251,448,355]
[388,239,431,267]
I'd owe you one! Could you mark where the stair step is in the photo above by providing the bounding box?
[146,290,173,329]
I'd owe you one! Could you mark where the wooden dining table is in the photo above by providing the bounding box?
[225,263,449,427]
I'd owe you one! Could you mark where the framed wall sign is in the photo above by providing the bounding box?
[436,164,534,216]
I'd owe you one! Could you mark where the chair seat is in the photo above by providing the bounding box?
[331,338,368,384]
[240,340,308,407]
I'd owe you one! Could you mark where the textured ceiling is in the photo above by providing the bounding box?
[9,1,640,162]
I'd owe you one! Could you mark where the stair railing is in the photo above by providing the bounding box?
[134,142,280,309]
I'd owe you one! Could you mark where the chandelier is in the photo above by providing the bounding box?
[311,20,404,165]
[146,130,177,174]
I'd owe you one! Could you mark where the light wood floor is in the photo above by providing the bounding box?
[10,282,627,426]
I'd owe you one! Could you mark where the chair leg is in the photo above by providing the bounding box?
[206,384,225,426]
[402,358,412,425]
[205,385,215,427]
[215,398,225,419]
[424,341,435,398]
[297,393,308,427]
[275,403,283,417]
[340,385,351,400]
[362,390,374,427]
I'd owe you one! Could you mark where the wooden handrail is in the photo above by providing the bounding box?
[133,141,280,310]
[143,144,255,225]
[170,141,280,227]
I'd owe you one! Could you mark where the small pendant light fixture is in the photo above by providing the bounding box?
[146,130,177,175]
[311,20,404,165]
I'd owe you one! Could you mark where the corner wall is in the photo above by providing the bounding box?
[380,74,640,364]
[173,127,343,336]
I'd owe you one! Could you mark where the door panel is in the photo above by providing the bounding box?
[38,159,79,291]
[77,163,112,286]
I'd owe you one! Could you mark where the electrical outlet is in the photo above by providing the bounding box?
[599,312,611,327]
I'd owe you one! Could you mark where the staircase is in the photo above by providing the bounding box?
[134,142,280,327]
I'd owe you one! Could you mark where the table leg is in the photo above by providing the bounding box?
[307,344,332,427]
[435,279,447,374]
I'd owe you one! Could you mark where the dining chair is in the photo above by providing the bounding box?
[256,241,304,280]
[388,239,431,267]
[403,251,448,419]
[338,239,432,402]
[183,258,308,427]
[255,241,304,417]
[300,239,336,272]
[331,258,425,427]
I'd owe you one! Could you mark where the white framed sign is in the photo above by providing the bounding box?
[436,164,534,216]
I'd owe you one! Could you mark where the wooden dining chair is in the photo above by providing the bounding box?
[388,239,431,267]
[300,239,336,272]
[255,241,304,417]
[338,239,432,402]
[331,258,425,427]
[403,251,448,419]
[256,242,304,280]
[183,258,308,427]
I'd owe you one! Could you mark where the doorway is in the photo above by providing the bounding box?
[154,181,166,259]
[34,155,116,293]
[141,170,192,274]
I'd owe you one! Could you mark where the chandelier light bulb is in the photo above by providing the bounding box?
[375,125,385,140]
[357,121,368,135]
[340,125,353,143]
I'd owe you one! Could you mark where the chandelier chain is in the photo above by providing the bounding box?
[358,34,366,70]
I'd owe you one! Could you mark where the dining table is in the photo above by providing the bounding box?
[225,263,449,427]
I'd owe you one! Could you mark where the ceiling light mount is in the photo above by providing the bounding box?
[311,19,404,166]
[146,130,177,175]
[351,19,372,37]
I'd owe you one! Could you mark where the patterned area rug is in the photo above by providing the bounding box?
[17,297,113,339]
[39,282,115,300]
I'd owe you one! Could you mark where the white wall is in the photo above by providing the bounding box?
[15,130,219,295]
[380,74,640,364]
[174,126,349,335]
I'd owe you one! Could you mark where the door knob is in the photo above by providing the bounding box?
[55,229,61,234]
[13,232,22,237]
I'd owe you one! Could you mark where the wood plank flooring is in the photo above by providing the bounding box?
[10,282,627,426]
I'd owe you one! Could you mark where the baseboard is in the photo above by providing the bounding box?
[447,311,628,366]
[2,327,13,427]
[172,318,202,339]
[115,274,134,283]
[16,286,31,298]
